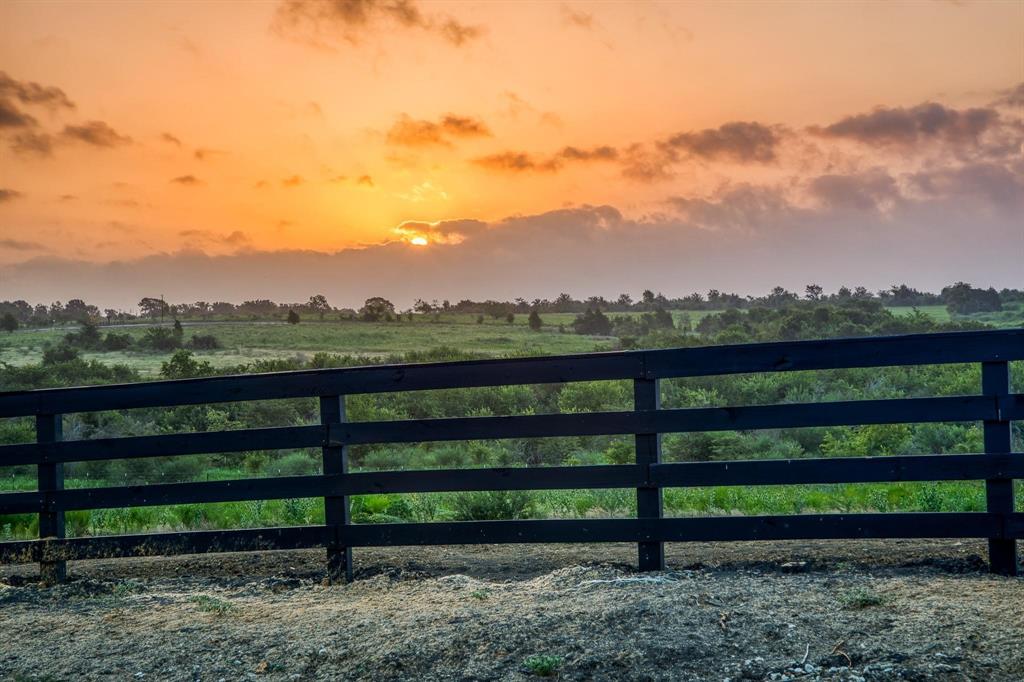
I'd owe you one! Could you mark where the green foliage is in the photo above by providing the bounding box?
[160,350,215,379]
[287,309,301,325]
[188,595,236,615]
[572,307,612,335]
[528,309,543,331]
[839,587,887,609]
[523,655,563,677]
[452,491,535,520]
[0,313,18,333]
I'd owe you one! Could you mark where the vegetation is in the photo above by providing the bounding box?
[0,285,1022,541]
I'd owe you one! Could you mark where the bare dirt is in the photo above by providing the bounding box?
[1,539,1022,681]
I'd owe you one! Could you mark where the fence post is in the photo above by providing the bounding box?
[634,377,664,571]
[320,395,352,583]
[982,361,1017,576]
[36,413,66,584]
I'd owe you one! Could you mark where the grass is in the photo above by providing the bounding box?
[839,587,887,609]
[188,594,236,615]
[2,478,1016,541]
[523,654,563,677]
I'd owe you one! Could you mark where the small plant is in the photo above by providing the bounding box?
[189,594,236,615]
[839,587,886,609]
[470,588,491,600]
[523,655,562,677]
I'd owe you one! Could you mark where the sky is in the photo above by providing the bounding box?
[0,0,1022,310]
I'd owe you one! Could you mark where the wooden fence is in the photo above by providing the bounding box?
[1,329,1021,583]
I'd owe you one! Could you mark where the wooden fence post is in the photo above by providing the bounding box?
[982,361,1017,576]
[634,377,665,571]
[320,395,352,583]
[36,413,66,584]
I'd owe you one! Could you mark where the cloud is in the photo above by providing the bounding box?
[161,132,183,146]
[0,238,45,251]
[0,99,37,128]
[0,71,75,110]
[906,162,1024,212]
[178,229,251,247]
[356,174,374,187]
[282,175,304,187]
[273,0,484,48]
[386,113,491,147]
[807,169,901,212]
[61,120,132,147]
[663,121,782,163]
[8,182,1021,309]
[473,145,619,173]
[812,102,999,148]
[8,131,53,157]
[170,175,203,186]
[991,82,1024,108]
[561,5,595,29]
[194,147,226,160]
[0,188,24,203]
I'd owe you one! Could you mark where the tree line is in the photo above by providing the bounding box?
[1,282,1019,332]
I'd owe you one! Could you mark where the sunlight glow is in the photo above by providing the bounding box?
[410,236,429,246]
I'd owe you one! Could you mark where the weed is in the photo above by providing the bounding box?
[839,587,886,609]
[523,654,563,677]
[188,594,236,615]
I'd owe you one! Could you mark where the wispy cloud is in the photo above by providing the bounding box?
[273,0,484,48]
[386,113,491,147]
[61,120,132,147]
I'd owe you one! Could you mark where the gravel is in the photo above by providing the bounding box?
[1,540,1021,680]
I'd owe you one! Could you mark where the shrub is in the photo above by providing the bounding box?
[188,334,222,350]
[101,332,132,351]
[452,490,535,520]
[139,326,182,351]
[523,655,562,677]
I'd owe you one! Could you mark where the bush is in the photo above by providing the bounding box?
[101,332,132,351]
[42,344,79,364]
[452,490,535,520]
[188,334,222,350]
[139,326,182,351]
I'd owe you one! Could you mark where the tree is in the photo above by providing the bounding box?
[528,310,543,331]
[360,297,395,322]
[804,284,824,301]
[287,309,301,324]
[505,312,515,325]
[1,313,18,333]
[942,282,1002,315]
[308,294,330,320]
[572,308,612,336]
[138,297,169,320]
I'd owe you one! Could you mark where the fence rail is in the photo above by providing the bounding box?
[1,329,1021,582]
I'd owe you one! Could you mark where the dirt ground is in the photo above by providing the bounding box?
[1,539,1022,681]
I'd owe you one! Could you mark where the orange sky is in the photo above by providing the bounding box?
[0,1,1022,307]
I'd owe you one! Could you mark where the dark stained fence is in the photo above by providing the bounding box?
[1,329,1021,583]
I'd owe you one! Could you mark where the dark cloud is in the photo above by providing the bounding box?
[0,188,24,203]
[161,132,183,146]
[386,113,491,147]
[474,146,619,173]
[669,184,795,230]
[808,169,901,212]
[907,162,1024,212]
[0,99,37,128]
[356,175,374,187]
[61,121,132,147]
[8,131,53,157]
[170,175,202,186]
[663,121,782,163]
[0,71,75,110]
[0,238,45,251]
[812,102,999,148]
[273,0,483,47]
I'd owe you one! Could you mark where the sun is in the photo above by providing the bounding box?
[409,236,429,246]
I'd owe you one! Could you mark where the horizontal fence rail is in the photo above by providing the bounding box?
[0,329,1021,582]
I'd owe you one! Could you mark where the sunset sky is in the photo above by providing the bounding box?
[1,0,1022,309]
